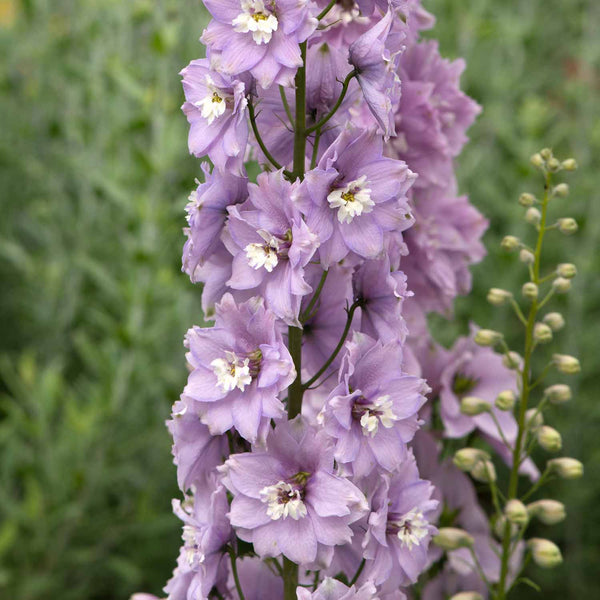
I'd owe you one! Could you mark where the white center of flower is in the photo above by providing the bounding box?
[211,351,252,392]
[391,508,429,550]
[232,0,279,45]
[327,175,374,224]
[259,480,308,521]
[245,229,282,272]
[182,525,205,567]
[357,395,399,437]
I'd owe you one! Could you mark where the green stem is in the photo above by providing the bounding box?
[293,42,307,180]
[300,269,329,323]
[229,549,246,600]
[496,171,552,600]
[306,70,356,135]
[283,556,299,600]
[279,85,294,129]
[349,558,366,587]
[317,0,337,20]
[287,326,304,419]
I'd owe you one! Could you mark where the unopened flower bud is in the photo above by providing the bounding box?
[472,459,497,483]
[494,515,518,539]
[528,538,563,568]
[557,263,577,278]
[505,499,529,526]
[522,282,538,301]
[527,500,566,525]
[533,322,553,344]
[450,593,484,600]
[503,351,522,370]
[460,396,492,416]
[495,390,517,411]
[547,157,561,172]
[488,288,513,306]
[519,249,535,265]
[553,183,569,197]
[531,153,544,168]
[553,353,581,375]
[525,207,541,225]
[525,408,543,431]
[501,235,520,252]
[537,426,562,452]
[433,527,474,550]
[453,448,490,472]
[544,383,572,404]
[548,457,584,479]
[543,312,565,331]
[519,193,536,207]
[561,158,578,171]
[552,277,571,293]
[557,217,578,235]
[474,329,502,347]
[540,148,553,160]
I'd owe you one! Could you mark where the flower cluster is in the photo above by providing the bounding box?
[134,3,579,600]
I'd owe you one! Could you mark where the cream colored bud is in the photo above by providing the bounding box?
[450,593,484,600]
[488,288,513,306]
[527,500,566,525]
[531,153,544,168]
[553,353,581,375]
[548,457,584,479]
[519,248,535,265]
[525,408,544,431]
[501,235,520,252]
[528,538,563,568]
[494,515,518,539]
[533,322,553,344]
[544,383,572,404]
[474,329,503,347]
[557,263,577,278]
[505,499,529,526]
[537,426,562,452]
[553,183,569,197]
[543,312,565,331]
[453,448,490,472]
[503,351,522,370]
[472,459,497,483]
[525,207,541,225]
[522,282,538,301]
[495,389,517,411]
[561,158,578,171]
[540,148,553,160]
[519,193,537,207]
[460,396,492,416]
[547,157,561,172]
[552,277,572,293]
[433,527,474,551]
[557,217,578,235]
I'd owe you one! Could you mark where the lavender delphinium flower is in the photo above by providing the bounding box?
[297,578,379,600]
[182,165,248,282]
[180,59,249,174]
[202,0,318,88]
[319,332,428,478]
[222,418,368,566]
[224,170,319,325]
[297,128,416,267]
[182,294,295,443]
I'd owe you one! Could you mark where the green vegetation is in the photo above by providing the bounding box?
[0,1,597,598]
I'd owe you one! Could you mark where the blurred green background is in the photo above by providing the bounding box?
[0,0,598,598]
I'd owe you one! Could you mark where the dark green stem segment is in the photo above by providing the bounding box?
[300,269,329,323]
[496,172,552,600]
[283,557,299,600]
[349,558,366,587]
[306,70,356,135]
[292,42,307,181]
[317,0,337,21]
[287,326,304,419]
[229,549,245,600]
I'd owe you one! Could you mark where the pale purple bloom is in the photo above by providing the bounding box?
[222,418,368,566]
[297,128,416,266]
[349,10,404,139]
[362,452,438,586]
[182,294,295,443]
[202,0,318,89]
[224,170,319,326]
[319,332,428,478]
[402,184,487,315]
[353,257,411,344]
[168,396,230,492]
[181,59,249,174]
[297,578,378,600]
[387,40,480,188]
[164,479,232,600]
[223,557,283,599]
[183,165,248,282]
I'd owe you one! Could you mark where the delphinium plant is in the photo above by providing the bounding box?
[133,2,581,600]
